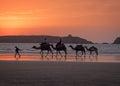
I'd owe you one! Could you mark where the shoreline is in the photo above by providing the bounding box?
[0,54,120,63]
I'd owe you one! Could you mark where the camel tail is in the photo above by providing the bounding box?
[83,48,86,55]
[96,49,98,56]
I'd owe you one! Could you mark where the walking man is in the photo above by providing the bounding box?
[14,46,21,58]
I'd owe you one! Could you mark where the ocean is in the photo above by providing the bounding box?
[0,43,120,56]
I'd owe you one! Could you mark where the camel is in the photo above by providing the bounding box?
[69,45,86,59]
[32,43,53,59]
[85,46,98,56]
[51,44,67,60]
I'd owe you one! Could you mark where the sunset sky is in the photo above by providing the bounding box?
[0,0,120,43]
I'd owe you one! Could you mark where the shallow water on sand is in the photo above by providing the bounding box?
[0,54,120,63]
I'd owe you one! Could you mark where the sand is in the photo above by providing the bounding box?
[0,60,120,86]
[0,54,120,62]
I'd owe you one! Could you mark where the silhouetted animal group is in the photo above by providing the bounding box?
[32,43,98,60]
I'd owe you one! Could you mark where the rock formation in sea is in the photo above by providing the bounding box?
[0,34,93,44]
[113,37,120,44]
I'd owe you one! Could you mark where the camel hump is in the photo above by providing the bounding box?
[56,43,65,47]
[76,45,83,47]
[41,42,50,46]
[40,43,50,50]
[41,42,48,45]
[91,46,97,50]
[41,43,49,46]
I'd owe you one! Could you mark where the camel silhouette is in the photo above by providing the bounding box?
[51,44,67,60]
[32,43,53,59]
[85,46,98,56]
[69,45,86,59]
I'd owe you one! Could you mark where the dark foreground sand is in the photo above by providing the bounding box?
[0,61,120,86]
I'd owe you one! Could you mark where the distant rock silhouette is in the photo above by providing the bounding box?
[113,37,120,44]
[0,35,93,44]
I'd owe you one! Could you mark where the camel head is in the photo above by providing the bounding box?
[84,46,90,50]
[50,44,56,50]
[32,46,40,49]
[32,46,36,48]
[69,45,75,50]
[69,45,73,47]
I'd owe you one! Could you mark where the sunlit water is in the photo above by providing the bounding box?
[0,43,120,62]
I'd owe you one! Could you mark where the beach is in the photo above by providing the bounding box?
[1,54,120,63]
[0,0,120,85]
[0,55,120,86]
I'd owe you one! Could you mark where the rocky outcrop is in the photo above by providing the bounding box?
[0,35,93,44]
[113,37,120,44]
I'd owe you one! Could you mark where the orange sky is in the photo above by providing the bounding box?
[0,0,120,43]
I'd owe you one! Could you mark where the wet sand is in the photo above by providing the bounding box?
[0,54,120,63]
[0,61,120,86]
[0,54,120,86]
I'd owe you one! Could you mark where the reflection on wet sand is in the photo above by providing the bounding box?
[0,54,120,63]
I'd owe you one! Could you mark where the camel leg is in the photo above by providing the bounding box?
[56,51,58,60]
[95,50,98,56]
[89,51,92,57]
[58,51,63,60]
[80,51,84,61]
[80,51,83,57]
[59,51,63,57]
[45,51,49,57]
[88,51,92,61]
[83,50,86,57]
[91,51,94,57]
[41,51,44,60]
[50,50,53,59]
[45,51,49,60]
[64,50,67,60]
[93,50,98,61]
[82,50,86,62]
[76,51,78,60]
[40,50,43,60]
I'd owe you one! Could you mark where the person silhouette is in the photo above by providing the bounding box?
[14,46,21,58]
[57,38,62,45]
[56,38,62,47]
[41,38,48,45]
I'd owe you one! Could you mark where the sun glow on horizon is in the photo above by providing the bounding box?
[0,14,46,35]
[0,15,29,29]
[0,0,120,42]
